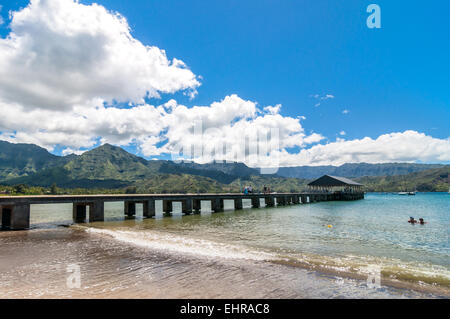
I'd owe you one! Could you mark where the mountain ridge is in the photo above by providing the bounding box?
[275,162,445,179]
[0,140,448,193]
[0,140,73,181]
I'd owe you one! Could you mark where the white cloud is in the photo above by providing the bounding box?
[62,148,86,156]
[312,93,335,107]
[339,131,346,136]
[276,131,450,167]
[0,0,200,112]
[159,95,324,166]
[0,92,322,164]
[303,133,324,145]
[263,104,282,115]
[0,99,167,151]
[342,109,350,114]
[1,0,319,163]
[0,1,449,169]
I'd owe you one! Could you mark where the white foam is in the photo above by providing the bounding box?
[81,226,450,286]
[84,227,274,261]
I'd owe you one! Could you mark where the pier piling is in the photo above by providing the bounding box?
[0,191,365,231]
[234,198,243,210]
[193,199,201,214]
[276,196,286,206]
[143,199,156,218]
[124,201,136,217]
[182,199,193,215]
[211,198,224,213]
[163,200,173,215]
[73,204,87,223]
[89,201,104,222]
[265,197,275,207]
[1,204,30,230]
[251,197,261,208]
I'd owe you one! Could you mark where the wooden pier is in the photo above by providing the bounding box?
[0,192,364,230]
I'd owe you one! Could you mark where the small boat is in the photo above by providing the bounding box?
[408,192,416,196]
[398,192,409,196]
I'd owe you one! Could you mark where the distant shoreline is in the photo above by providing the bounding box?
[1,191,449,197]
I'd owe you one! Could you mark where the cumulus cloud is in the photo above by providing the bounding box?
[0,0,320,165]
[0,99,167,151]
[342,109,350,114]
[0,0,449,169]
[158,95,324,167]
[263,104,282,115]
[0,93,324,169]
[0,0,200,112]
[276,131,450,167]
[62,148,86,156]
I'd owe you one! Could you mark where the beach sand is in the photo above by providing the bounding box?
[0,227,446,299]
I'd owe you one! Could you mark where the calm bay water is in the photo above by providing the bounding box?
[0,193,449,298]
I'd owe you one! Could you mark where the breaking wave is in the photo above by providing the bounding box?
[80,226,450,294]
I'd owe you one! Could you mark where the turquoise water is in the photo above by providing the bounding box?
[4,193,448,298]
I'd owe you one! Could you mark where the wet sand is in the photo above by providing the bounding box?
[0,228,445,299]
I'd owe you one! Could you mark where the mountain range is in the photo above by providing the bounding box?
[0,140,448,193]
[275,163,445,179]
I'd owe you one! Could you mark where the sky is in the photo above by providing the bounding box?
[0,0,449,167]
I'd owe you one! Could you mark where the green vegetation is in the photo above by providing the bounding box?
[135,174,227,193]
[1,142,258,188]
[0,140,448,195]
[276,163,445,179]
[355,167,450,192]
[0,184,125,196]
[0,140,72,180]
[228,176,309,193]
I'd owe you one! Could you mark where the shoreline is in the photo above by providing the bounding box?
[2,190,450,300]
[0,226,448,299]
[1,191,449,198]
[270,259,450,299]
[79,225,450,299]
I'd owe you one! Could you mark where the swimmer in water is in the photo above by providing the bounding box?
[419,218,427,225]
[408,217,418,224]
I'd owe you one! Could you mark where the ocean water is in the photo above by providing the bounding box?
[0,193,448,298]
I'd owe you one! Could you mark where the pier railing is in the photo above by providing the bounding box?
[0,192,364,230]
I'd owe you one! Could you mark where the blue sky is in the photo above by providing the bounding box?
[69,0,450,140]
[0,0,449,165]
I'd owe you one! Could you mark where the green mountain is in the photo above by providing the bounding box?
[355,166,450,192]
[63,144,154,181]
[3,166,129,189]
[158,162,240,184]
[159,161,259,184]
[2,143,260,189]
[1,140,448,193]
[229,175,309,193]
[275,163,445,179]
[134,173,229,194]
[5,144,162,188]
[178,161,259,176]
[0,140,73,181]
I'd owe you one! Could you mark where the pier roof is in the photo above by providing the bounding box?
[308,175,363,187]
